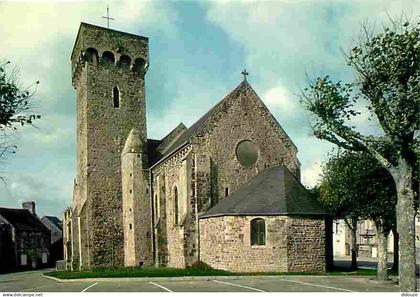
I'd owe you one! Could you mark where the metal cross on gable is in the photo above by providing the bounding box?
[241,69,249,81]
[102,5,115,28]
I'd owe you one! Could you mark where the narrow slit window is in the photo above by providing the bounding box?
[129,223,132,230]
[154,194,159,219]
[174,187,179,225]
[225,187,229,198]
[113,86,120,108]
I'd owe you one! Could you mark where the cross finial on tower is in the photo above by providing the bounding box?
[102,5,115,28]
[241,69,249,81]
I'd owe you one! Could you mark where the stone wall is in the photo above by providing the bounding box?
[162,150,187,268]
[199,215,326,273]
[199,216,288,272]
[151,146,201,268]
[78,204,90,270]
[153,173,169,266]
[192,82,299,208]
[286,216,326,273]
[62,208,72,270]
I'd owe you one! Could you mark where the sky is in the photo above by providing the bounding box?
[0,0,419,218]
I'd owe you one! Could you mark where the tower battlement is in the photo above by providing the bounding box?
[71,23,149,87]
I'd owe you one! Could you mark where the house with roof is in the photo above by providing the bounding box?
[63,23,331,272]
[0,202,51,271]
[41,216,63,263]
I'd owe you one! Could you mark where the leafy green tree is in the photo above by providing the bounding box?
[320,150,397,280]
[0,61,41,161]
[301,20,419,291]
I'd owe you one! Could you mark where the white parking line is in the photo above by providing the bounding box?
[213,280,265,292]
[81,282,98,292]
[149,281,173,292]
[278,279,354,292]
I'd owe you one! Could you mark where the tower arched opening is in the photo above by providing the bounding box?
[102,51,115,66]
[84,48,98,65]
[119,55,131,70]
[133,58,146,74]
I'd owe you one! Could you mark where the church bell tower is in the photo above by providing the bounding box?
[70,23,149,268]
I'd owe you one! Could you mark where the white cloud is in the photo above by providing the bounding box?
[148,74,228,139]
[205,0,420,189]
[0,169,74,218]
[0,1,178,52]
[302,160,323,188]
[262,83,295,113]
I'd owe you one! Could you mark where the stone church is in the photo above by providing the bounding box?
[63,23,331,273]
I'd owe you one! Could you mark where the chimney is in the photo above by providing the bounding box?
[22,201,36,215]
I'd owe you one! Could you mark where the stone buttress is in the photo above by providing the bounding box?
[121,128,152,266]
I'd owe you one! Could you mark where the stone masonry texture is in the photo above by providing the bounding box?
[199,215,326,273]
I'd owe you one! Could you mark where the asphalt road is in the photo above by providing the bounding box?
[0,269,402,292]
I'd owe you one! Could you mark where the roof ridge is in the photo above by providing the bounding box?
[243,82,298,151]
[191,80,249,137]
[150,80,250,169]
[156,122,187,155]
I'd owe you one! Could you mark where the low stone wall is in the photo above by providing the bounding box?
[199,215,326,273]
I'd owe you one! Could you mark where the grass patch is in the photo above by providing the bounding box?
[45,264,236,279]
[45,262,397,279]
[327,268,398,276]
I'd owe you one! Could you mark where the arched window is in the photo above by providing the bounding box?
[133,57,146,74]
[84,48,98,65]
[173,186,179,225]
[250,218,266,246]
[119,55,131,70]
[113,86,120,108]
[102,51,115,65]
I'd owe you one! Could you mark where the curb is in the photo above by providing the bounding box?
[42,273,375,283]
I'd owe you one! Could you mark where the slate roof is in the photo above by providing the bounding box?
[147,138,162,166]
[156,123,187,155]
[200,166,328,218]
[0,207,50,232]
[43,216,62,230]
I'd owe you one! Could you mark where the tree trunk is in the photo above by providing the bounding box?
[391,158,417,292]
[391,228,399,273]
[351,220,358,271]
[375,221,388,281]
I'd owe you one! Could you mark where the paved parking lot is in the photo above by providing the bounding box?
[0,269,402,292]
